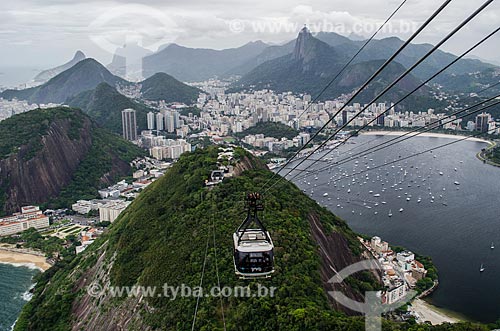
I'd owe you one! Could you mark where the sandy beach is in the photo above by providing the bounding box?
[409,299,460,325]
[362,131,492,144]
[0,249,51,271]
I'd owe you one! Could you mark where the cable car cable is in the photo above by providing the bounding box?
[260,0,453,191]
[295,0,408,122]
[291,96,500,180]
[309,126,498,189]
[290,26,500,174]
[191,225,211,331]
[264,0,494,192]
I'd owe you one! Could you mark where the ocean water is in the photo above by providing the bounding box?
[0,67,41,89]
[291,134,500,323]
[0,264,39,331]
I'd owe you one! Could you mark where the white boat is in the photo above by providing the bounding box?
[399,208,404,212]
[454,181,460,185]
[480,264,485,272]
[323,193,329,197]
[373,193,380,197]
[388,209,393,217]
[491,242,495,250]
[406,197,411,201]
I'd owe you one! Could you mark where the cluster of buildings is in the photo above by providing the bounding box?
[360,236,428,305]
[72,157,170,222]
[469,112,497,133]
[0,98,59,122]
[140,130,192,160]
[0,206,50,236]
[176,83,500,146]
[242,132,311,152]
[76,227,103,254]
[146,109,187,135]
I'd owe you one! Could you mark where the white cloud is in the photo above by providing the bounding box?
[0,0,498,67]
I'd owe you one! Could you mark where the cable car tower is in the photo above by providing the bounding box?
[233,192,275,279]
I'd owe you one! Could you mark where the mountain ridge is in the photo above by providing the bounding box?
[33,51,86,83]
[1,58,127,104]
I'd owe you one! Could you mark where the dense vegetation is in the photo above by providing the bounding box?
[484,145,500,165]
[179,106,202,117]
[0,107,84,160]
[236,121,299,140]
[14,147,490,330]
[67,82,150,134]
[0,228,66,256]
[140,72,201,104]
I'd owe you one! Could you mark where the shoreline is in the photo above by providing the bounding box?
[361,130,492,144]
[409,298,462,325]
[0,248,50,272]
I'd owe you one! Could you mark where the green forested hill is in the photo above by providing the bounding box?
[140,72,202,104]
[67,82,151,134]
[14,147,489,331]
[0,107,145,214]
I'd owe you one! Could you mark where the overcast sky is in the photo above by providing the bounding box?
[0,0,499,69]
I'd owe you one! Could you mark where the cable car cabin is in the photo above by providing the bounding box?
[233,193,275,279]
[233,230,274,278]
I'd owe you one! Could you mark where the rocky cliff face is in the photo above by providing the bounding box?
[0,117,93,213]
[0,107,142,214]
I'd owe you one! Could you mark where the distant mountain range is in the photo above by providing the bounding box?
[142,41,269,81]
[231,28,432,106]
[139,29,498,98]
[1,59,127,104]
[33,51,86,84]
[1,58,201,109]
[3,29,498,111]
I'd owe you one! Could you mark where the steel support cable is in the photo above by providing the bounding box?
[305,126,499,190]
[260,0,453,191]
[295,0,409,121]
[291,95,500,180]
[264,0,493,193]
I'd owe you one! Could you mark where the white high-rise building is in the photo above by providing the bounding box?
[156,113,164,131]
[165,112,175,133]
[147,112,155,130]
[121,108,137,141]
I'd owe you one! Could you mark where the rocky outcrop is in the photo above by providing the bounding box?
[308,211,380,315]
[71,244,152,331]
[232,155,268,176]
[0,117,93,213]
